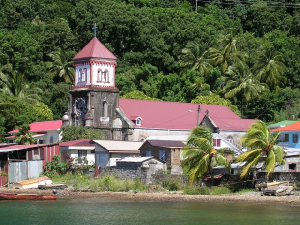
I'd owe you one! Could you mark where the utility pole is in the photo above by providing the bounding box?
[196,105,201,126]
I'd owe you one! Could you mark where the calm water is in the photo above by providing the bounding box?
[0,198,299,225]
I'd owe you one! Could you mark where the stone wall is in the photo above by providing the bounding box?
[257,172,300,183]
[97,167,188,184]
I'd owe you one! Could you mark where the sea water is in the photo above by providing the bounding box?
[0,198,299,225]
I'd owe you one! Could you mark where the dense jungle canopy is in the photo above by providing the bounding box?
[1,0,300,136]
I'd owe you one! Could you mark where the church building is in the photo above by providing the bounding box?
[62,28,256,147]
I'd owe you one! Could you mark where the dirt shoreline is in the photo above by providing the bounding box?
[1,188,300,206]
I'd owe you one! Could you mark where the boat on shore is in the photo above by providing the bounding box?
[0,193,57,200]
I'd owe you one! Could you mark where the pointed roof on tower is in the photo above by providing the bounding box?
[73,37,117,60]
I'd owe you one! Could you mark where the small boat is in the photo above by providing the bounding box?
[0,193,57,200]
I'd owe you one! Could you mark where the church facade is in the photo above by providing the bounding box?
[62,35,256,146]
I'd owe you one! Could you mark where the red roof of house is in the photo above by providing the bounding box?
[119,99,255,131]
[9,120,62,134]
[73,37,117,60]
[271,121,300,132]
[0,144,57,152]
[59,139,94,147]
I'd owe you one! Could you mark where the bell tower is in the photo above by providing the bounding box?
[65,24,119,139]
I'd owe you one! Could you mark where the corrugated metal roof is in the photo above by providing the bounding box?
[269,120,296,129]
[0,144,57,152]
[145,140,184,148]
[9,120,62,133]
[59,139,94,147]
[119,99,255,131]
[271,121,300,132]
[73,37,117,60]
[116,156,154,163]
[93,140,143,151]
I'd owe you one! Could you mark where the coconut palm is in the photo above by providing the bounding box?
[253,48,285,92]
[0,64,42,104]
[46,49,75,84]
[15,124,36,145]
[223,61,265,117]
[180,42,212,76]
[207,32,245,73]
[182,126,228,185]
[236,120,285,178]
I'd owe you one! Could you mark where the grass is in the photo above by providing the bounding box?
[51,172,147,192]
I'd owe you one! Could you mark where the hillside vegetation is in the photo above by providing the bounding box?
[1,0,300,135]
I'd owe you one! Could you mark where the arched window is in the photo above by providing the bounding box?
[97,69,102,82]
[78,69,82,82]
[102,70,109,83]
[83,68,87,82]
[103,101,108,117]
[227,136,233,144]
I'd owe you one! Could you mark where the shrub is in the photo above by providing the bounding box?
[162,177,185,191]
[209,186,231,195]
[183,186,210,195]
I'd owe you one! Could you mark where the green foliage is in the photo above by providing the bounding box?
[182,126,228,184]
[236,120,285,178]
[161,177,185,191]
[191,93,240,115]
[15,124,36,144]
[32,103,53,121]
[61,125,103,142]
[43,156,67,178]
[51,173,147,192]
[183,185,231,195]
[120,90,161,101]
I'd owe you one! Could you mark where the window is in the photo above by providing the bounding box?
[289,164,296,172]
[159,150,166,161]
[293,134,298,143]
[102,101,108,117]
[227,136,233,144]
[146,150,151,157]
[284,134,289,142]
[136,118,141,126]
[213,139,221,147]
[97,69,109,83]
[78,150,87,159]
[49,136,54,144]
[78,68,86,82]
[121,154,129,158]
[99,153,106,165]
[97,69,102,82]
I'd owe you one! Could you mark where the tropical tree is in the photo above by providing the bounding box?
[236,120,285,178]
[180,42,212,76]
[252,48,285,92]
[46,49,75,84]
[15,124,37,145]
[0,64,42,104]
[207,32,245,73]
[182,126,228,185]
[223,61,265,117]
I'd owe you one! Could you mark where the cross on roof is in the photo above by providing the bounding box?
[92,23,97,38]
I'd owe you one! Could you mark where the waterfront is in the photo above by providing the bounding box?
[0,198,299,225]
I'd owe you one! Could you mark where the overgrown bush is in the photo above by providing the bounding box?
[42,156,67,178]
[183,186,232,195]
[209,186,231,195]
[162,177,185,191]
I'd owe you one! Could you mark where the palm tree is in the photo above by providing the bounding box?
[252,48,285,92]
[223,61,265,117]
[207,32,245,73]
[15,124,36,145]
[0,64,42,104]
[46,49,75,84]
[182,126,228,185]
[236,120,285,178]
[180,42,212,76]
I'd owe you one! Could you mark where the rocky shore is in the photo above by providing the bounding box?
[1,187,300,206]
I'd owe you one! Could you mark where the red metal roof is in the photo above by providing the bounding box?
[73,37,117,60]
[119,99,255,131]
[9,120,62,134]
[59,139,94,147]
[0,144,57,152]
[271,121,300,132]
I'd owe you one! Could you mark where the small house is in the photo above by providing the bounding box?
[139,140,184,170]
[94,140,142,167]
[59,139,95,165]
